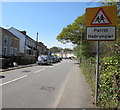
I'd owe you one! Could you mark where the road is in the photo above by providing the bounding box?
[1,60,75,108]
[0,59,94,108]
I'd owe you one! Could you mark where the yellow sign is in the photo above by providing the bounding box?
[86,6,117,27]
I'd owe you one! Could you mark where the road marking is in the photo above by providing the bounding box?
[0,75,28,86]
[34,68,45,74]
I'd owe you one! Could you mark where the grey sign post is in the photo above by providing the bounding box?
[95,41,100,105]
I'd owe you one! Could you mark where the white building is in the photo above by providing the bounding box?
[53,51,75,58]
[8,27,26,55]
[8,27,36,56]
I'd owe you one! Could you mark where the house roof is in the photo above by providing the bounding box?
[8,27,49,49]
[9,27,35,42]
[0,27,20,40]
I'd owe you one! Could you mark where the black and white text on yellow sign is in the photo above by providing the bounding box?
[86,6,117,27]
[86,26,116,41]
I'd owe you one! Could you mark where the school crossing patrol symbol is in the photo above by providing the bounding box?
[86,6,117,41]
[91,8,111,25]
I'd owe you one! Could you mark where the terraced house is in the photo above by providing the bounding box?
[0,27,19,57]
[37,42,49,56]
[21,31,36,56]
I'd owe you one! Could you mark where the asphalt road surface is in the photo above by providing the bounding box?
[1,60,76,108]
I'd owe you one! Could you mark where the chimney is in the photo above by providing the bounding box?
[21,31,26,35]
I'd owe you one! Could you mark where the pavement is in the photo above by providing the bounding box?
[56,61,96,108]
[0,63,37,72]
[1,60,96,108]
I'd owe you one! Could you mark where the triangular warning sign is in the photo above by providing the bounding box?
[91,8,111,25]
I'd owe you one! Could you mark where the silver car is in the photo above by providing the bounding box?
[38,55,52,65]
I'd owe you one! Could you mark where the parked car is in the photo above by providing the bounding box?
[38,55,52,65]
[48,56,62,63]
[49,56,57,63]
[48,56,54,63]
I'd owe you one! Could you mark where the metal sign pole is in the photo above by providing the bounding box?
[95,41,100,105]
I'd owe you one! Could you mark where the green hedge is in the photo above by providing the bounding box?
[0,58,11,69]
[81,56,120,108]
[98,57,120,108]
[81,57,96,95]
[20,56,36,65]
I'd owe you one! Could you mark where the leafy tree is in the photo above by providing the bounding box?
[99,1,120,57]
[57,14,96,58]
[64,48,73,52]
[57,14,85,45]
[49,47,62,53]
[73,45,81,58]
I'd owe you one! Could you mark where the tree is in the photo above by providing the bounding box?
[57,14,85,45]
[49,47,63,53]
[64,48,73,52]
[99,1,120,57]
[57,14,96,58]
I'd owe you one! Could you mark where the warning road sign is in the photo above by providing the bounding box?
[91,8,111,25]
[86,6,117,27]
[86,6,117,41]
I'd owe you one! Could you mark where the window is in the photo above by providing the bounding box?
[14,48,17,56]
[29,40,30,46]
[30,40,32,47]
[30,40,31,46]
[10,39,14,46]
[10,47,13,55]
[27,39,29,45]
[3,47,7,56]
[33,42,35,47]
[4,36,8,44]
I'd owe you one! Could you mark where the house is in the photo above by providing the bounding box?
[8,27,36,56]
[37,42,49,55]
[9,27,49,58]
[21,31,36,56]
[8,27,26,56]
[52,51,75,58]
[0,27,19,57]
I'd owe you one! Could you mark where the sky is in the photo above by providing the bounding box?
[1,2,101,49]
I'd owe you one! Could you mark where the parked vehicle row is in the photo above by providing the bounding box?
[37,55,62,65]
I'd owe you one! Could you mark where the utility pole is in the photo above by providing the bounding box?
[80,32,82,64]
[36,32,38,59]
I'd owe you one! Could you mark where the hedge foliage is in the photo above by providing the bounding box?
[81,57,96,95]
[20,56,36,65]
[98,56,120,108]
[81,56,120,108]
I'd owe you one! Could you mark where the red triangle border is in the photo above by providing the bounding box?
[90,8,112,25]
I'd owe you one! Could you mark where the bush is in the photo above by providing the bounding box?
[0,58,11,69]
[81,57,96,94]
[20,56,36,65]
[98,57,120,108]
